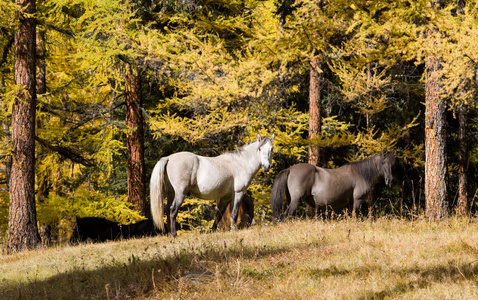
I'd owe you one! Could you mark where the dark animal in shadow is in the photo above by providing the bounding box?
[70,217,163,244]
[216,194,255,230]
[271,150,396,221]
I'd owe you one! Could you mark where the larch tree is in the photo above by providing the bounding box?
[280,0,350,165]
[42,0,154,217]
[424,1,447,221]
[8,0,41,253]
[457,101,468,216]
[308,56,322,167]
[125,66,146,216]
[432,0,478,216]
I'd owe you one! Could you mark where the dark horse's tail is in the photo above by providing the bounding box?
[270,168,290,222]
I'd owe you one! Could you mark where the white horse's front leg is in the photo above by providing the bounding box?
[230,191,244,231]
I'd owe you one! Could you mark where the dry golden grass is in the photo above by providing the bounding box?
[1,217,478,299]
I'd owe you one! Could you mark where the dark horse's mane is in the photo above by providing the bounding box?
[348,151,391,183]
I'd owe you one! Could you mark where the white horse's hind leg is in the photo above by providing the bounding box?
[165,189,175,235]
[169,193,185,237]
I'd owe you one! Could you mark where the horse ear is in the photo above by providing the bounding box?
[257,133,262,141]
[270,133,275,142]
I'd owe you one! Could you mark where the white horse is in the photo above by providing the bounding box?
[150,134,274,236]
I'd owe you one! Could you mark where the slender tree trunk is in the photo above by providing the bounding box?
[366,62,373,131]
[307,56,322,218]
[424,52,447,221]
[453,0,468,218]
[366,61,375,218]
[8,0,41,253]
[456,103,467,216]
[126,67,146,216]
[308,56,322,167]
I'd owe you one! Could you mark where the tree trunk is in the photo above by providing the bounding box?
[126,67,146,216]
[308,56,322,167]
[366,61,375,218]
[454,0,469,218]
[456,103,467,216]
[424,53,447,221]
[8,0,41,253]
[366,62,373,131]
[307,56,322,218]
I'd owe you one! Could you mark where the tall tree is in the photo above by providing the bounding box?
[308,56,322,167]
[125,66,146,215]
[456,102,467,216]
[8,0,41,253]
[306,56,322,218]
[424,1,447,221]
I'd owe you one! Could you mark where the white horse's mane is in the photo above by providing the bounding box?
[223,136,272,156]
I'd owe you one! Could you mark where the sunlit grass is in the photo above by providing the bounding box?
[1,217,478,299]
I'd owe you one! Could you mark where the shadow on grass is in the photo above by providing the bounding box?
[0,232,324,299]
[358,262,478,299]
[309,261,478,299]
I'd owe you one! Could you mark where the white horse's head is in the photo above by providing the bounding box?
[257,133,274,172]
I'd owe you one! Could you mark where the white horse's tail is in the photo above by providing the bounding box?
[150,157,169,233]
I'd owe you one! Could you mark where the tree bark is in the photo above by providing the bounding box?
[456,103,467,216]
[424,52,447,221]
[308,56,322,167]
[126,67,146,216]
[8,0,41,253]
[454,0,468,218]
[307,56,322,218]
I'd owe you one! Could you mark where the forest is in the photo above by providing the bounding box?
[1,0,478,252]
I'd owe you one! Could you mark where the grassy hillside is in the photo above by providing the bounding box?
[1,218,478,299]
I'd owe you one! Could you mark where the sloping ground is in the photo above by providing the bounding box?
[1,218,478,299]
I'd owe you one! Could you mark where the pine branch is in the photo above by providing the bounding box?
[37,69,96,99]
[46,24,75,38]
[35,136,96,167]
[38,96,124,117]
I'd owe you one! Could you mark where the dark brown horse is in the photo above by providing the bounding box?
[216,194,254,230]
[271,150,395,221]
